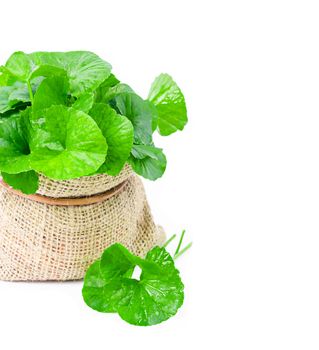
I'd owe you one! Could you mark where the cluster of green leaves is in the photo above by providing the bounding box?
[0,51,188,194]
[82,231,192,326]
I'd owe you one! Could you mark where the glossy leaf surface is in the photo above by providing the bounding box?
[89,103,133,175]
[30,51,112,96]
[0,112,33,173]
[82,244,184,326]
[111,93,153,145]
[148,74,187,136]
[128,144,167,180]
[30,106,107,179]
[1,170,39,194]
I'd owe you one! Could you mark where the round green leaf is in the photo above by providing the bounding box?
[99,243,137,280]
[83,246,136,313]
[5,51,34,82]
[90,103,133,175]
[97,83,134,103]
[33,75,68,111]
[128,144,167,180]
[73,92,94,113]
[30,51,112,97]
[1,170,39,194]
[30,106,107,180]
[0,113,33,173]
[0,70,9,86]
[82,260,126,313]
[118,246,184,326]
[148,73,188,136]
[0,81,30,114]
[82,244,184,326]
[111,92,153,145]
[94,74,120,103]
[0,86,16,113]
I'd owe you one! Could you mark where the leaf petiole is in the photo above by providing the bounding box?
[27,80,34,104]
[174,229,186,256]
[163,234,177,248]
[174,242,193,260]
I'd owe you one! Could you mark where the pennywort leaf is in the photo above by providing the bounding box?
[30,51,112,96]
[82,260,126,313]
[73,92,95,113]
[0,82,30,114]
[128,144,167,180]
[1,170,39,194]
[99,84,134,103]
[89,103,134,175]
[0,71,9,86]
[94,73,121,103]
[30,106,107,180]
[5,51,34,82]
[148,74,188,136]
[0,112,33,174]
[0,51,188,186]
[111,92,153,145]
[33,75,68,111]
[82,243,184,326]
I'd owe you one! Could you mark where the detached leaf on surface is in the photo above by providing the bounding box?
[128,144,167,180]
[1,170,39,194]
[82,243,184,326]
[148,74,188,136]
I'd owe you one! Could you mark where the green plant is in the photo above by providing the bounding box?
[0,51,188,194]
[82,231,192,326]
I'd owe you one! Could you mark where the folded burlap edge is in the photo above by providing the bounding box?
[37,164,133,198]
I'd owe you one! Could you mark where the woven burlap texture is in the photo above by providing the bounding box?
[0,166,165,281]
[37,164,133,198]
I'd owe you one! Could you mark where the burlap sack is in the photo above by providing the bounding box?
[0,165,165,281]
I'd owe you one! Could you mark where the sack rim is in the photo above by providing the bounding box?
[0,178,129,206]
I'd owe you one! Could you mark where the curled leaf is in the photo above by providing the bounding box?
[89,103,133,175]
[148,74,188,136]
[111,92,153,145]
[128,144,167,180]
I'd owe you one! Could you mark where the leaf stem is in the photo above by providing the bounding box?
[174,229,186,256]
[163,234,177,248]
[174,242,192,260]
[27,80,34,104]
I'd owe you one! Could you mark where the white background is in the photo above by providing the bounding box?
[1,0,319,349]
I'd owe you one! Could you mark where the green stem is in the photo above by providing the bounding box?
[174,242,192,260]
[27,80,34,104]
[163,234,177,248]
[174,229,186,256]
